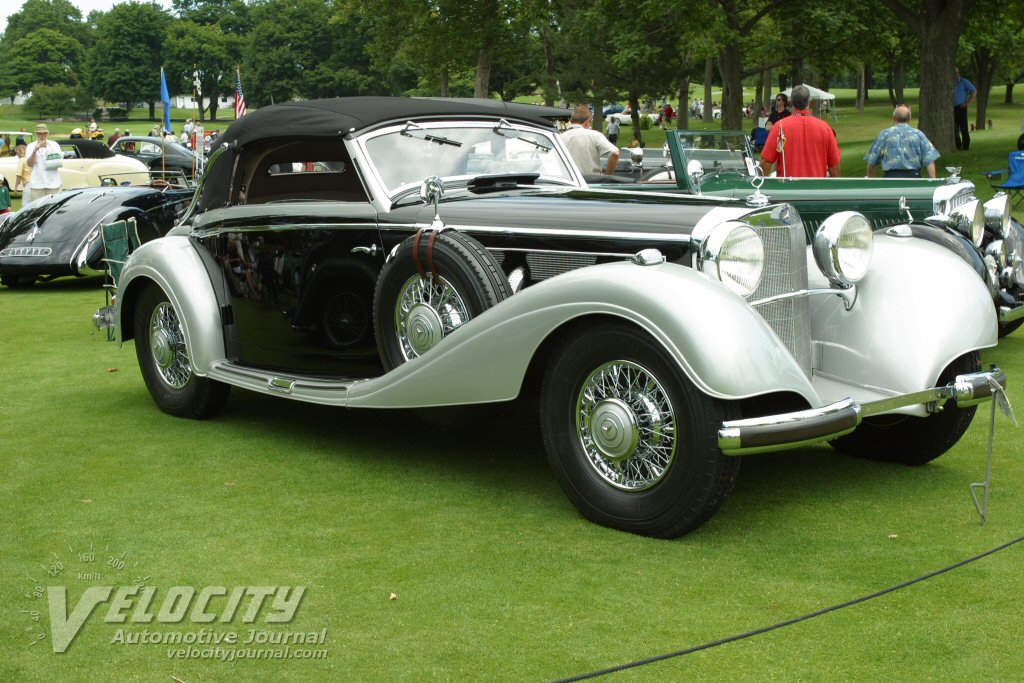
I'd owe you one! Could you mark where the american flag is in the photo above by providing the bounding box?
[234,66,247,119]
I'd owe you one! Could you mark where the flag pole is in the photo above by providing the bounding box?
[192,64,199,179]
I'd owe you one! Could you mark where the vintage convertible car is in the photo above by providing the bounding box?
[606,130,1024,337]
[0,138,149,191]
[98,97,1006,538]
[0,184,193,287]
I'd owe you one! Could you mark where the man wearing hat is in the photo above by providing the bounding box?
[24,123,62,205]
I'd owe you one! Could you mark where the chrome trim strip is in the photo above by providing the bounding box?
[751,285,856,309]
[391,222,694,243]
[191,221,380,238]
[998,304,1024,323]
[718,367,1005,455]
[492,247,634,259]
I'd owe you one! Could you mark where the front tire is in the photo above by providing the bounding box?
[133,284,230,419]
[829,352,980,465]
[540,323,740,538]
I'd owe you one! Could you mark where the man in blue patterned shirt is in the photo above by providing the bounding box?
[864,104,940,179]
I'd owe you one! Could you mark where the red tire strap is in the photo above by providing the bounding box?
[411,228,426,278]
[426,228,441,277]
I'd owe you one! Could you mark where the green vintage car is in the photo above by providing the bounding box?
[600,129,1024,337]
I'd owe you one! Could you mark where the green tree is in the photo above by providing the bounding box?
[960,1,1024,127]
[878,0,978,154]
[27,82,77,117]
[6,29,85,91]
[163,20,242,121]
[87,3,172,116]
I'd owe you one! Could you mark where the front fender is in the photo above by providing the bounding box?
[116,235,226,375]
[808,233,997,408]
[346,260,819,408]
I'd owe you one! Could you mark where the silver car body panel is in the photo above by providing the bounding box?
[806,233,997,416]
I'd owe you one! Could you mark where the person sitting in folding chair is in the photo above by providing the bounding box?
[981,149,1024,210]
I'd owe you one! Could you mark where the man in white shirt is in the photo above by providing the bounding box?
[560,105,619,177]
[24,123,62,205]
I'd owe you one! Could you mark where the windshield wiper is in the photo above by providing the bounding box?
[491,118,551,151]
[400,121,462,147]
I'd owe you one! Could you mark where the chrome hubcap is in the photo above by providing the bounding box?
[576,361,676,490]
[149,301,191,389]
[395,275,469,361]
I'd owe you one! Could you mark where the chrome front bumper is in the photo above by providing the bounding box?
[998,303,1024,323]
[718,367,1006,455]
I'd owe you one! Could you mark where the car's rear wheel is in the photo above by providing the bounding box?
[373,230,509,370]
[540,323,740,538]
[134,284,230,419]
[829,352,980,465]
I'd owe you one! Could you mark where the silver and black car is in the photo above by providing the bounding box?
[0,185,193,287]
[99,97,1005,538]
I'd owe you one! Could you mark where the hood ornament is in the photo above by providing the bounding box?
[945,166,962,183]
[745,174,769,208]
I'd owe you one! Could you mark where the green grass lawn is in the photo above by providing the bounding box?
[2,278,1024,680]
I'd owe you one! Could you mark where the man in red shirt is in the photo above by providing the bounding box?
[759,85,840,178]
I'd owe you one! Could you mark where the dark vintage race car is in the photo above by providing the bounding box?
[606,130,1024,336]
[99,97,1006,538]
[0,184,193,287]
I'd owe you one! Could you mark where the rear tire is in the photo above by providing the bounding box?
[829,352,980,465]
[540,323,740,538]
[133,284,230,419]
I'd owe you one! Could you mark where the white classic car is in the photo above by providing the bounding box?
[0,136,149,193]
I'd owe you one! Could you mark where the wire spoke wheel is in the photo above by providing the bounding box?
[576,361,676,490]
[394,274,470,361]
[149,301,192,389]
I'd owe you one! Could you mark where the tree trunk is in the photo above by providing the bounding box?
[762,69,772,111]
[628,93,644,147]
[718,43,744,131]
[970,47,997,130]
[542,27,556,106]
[857,64,866,114]
[148,102,156,120]
[917,17,963,154]
[703,57,714,123]
[678,77,690,131]
[887,57,896,106]
[1006,81,1015,104]
[474,35,493,98]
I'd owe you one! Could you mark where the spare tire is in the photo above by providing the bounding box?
[373,229,510,370]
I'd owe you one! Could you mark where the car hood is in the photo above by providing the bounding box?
[0,187,152,250]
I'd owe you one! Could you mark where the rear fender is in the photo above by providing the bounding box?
[346,260,819,408]
[116,235,226,376]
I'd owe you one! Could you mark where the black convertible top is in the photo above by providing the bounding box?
[210,97,569,152]
[54,138,115,159]
[197,97,571,212]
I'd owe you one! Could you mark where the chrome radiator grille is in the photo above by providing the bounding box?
[525,252,597,281]
[749,221,812,377]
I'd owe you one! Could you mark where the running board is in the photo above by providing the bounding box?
[207,361,362,406]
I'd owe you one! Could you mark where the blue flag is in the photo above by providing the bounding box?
[160,67,171,134]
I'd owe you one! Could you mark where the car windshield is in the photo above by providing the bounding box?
[673,131,757,178]
[362,123,574,196]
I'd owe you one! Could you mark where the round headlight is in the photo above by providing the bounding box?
[699,222,764,297]
[984,194,1011,238]
[951,200,985,247]
[986,239,1008,269]
[813,211,874,287]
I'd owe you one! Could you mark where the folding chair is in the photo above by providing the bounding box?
[751,127,769,152]
[980,150,1024,210]
[97,218,140,340]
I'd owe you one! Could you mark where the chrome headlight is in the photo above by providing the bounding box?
[950,200,985,247]
[698,222,764,297]
[984,193,1011,238]
[813,211,873,287]
[986,239,1008,269]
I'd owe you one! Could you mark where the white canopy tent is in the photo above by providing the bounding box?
[781,85,837,121]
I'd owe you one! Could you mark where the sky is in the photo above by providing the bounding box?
[1,0,175,35]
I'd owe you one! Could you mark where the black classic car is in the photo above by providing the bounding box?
[0,185,193,287]
[109,135,202,183]
[99,97,1005,538]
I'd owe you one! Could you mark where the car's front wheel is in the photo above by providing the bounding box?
[540,323,740,538]
[829,351,980,465]
[1,274,36,288]
[133,284,230,419]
